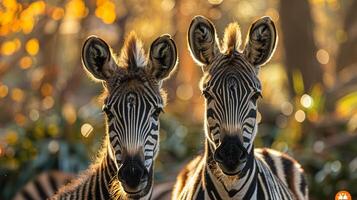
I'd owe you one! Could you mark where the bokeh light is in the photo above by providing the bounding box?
[313,140,325,153]
[29,109,40,121]
[62,103,77,124]
[316,49,329,65]
[48,140,60,153]
[208,0,223,5]
[281,102,294,116]
[81,123,93,138]
[6,131,18,145]
[300,94,313,108]
[161,0,175,11]
[0,84,9,98]
[95,0,116,24]
[51,7,65,20]
[11,88,25,102]
[19,56,33,69]
[294,110,306,123]
[48,123,59,136]
[176,84,193,101]
[42,96,54,109]
[14,113,26,126]
[25,38,39,56]
[40,83,53,97]
[65,0,87,19]
[1,40,17,55]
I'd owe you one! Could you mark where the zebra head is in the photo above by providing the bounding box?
[82,33,177,197]
[188,16,277,176]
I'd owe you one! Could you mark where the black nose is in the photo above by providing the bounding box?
[118,159,148,192]
[214,137,247,173]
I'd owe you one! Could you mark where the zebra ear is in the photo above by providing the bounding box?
[188,15,220,67]
[147,34,178,81]
[82,36,119,81]
[243,16,277,67]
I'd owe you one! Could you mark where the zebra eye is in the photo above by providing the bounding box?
[251,92,262,102]
[102,105,113,117]
[102,105,107,112]
[152,107,163,118]
[202,90,212,99]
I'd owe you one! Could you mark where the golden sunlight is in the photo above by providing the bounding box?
[81,123,93,137]
[25,38,39,56]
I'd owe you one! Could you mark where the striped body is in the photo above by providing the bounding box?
[13,171,74,200]
[14,172,174,200]
[173,16,308,200]
[51,146,147,200]
[173,147,307,200]
[51,33,177,200]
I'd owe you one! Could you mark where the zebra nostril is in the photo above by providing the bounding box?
[117,168,125,183]
[240,149,247,161]
[141,167,149,181]
[214,149,224,163]
[120,164,143,189]
[214,142,243,167]
[117,158,147,191]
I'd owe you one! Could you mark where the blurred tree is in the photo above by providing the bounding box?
[279,0,323,96]
[336,0,357,74]
[326,0,357,111]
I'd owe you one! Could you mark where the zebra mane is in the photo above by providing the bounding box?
[222,23,241,53]
[109,176,127,200]
[52,138,110,197]
[119,31,147,70]
[52,164,98,196]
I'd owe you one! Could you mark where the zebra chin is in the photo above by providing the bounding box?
[213,136,248,176]
[121,168,153,199]
[216,161,246,176]
[117,159,154,198]
[122,180,148,195]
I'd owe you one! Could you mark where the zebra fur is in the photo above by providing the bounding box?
[12,171,75,200]
[51,32,177,200]
[172,15,308,200]
[13,171,174,200]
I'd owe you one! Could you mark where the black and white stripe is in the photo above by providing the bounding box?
[50,33,177,200]
[105,82,163,171]
[173,16,308,200]
[13,171,75,200]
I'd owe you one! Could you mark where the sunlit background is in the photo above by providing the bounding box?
[0,0,357,199]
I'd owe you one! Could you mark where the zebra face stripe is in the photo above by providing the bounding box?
[103,82,163,171]
[188,16,277,162]
[202,54,261,155]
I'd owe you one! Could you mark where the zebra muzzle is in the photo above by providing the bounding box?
[214,136,248,175]
[118,158,149,194]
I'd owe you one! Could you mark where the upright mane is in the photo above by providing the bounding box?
[119,32,147,70]
[222,23,241,53]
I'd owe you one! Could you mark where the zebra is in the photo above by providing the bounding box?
[12,171,173,200]
[51,32,177,200]
[13,171,75,200]
[172,16,308,200]
[13,171,173,200]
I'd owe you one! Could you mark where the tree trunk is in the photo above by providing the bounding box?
[279,0,323,96]
[336,0,357,74]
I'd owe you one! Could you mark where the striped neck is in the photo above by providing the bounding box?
[204,140,258,199]
[88,140,118,199]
